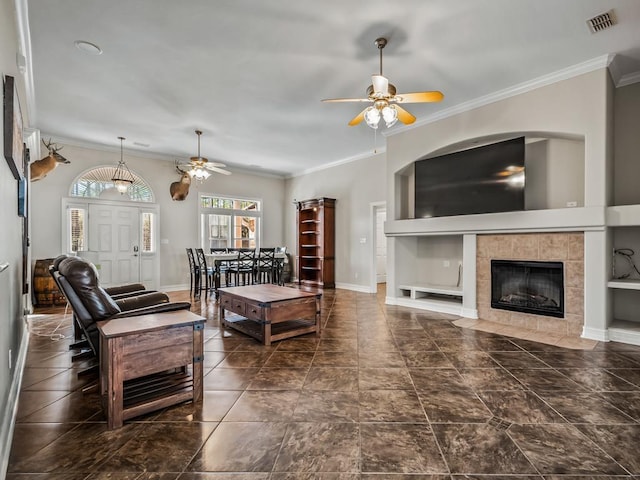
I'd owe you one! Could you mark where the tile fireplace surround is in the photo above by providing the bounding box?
[476,232,584,339]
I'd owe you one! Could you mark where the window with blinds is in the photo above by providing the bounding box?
[142,212,154,253]
[199,195,261,250]
[69,208,86,252]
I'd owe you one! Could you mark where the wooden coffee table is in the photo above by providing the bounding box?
[218,284,321,345]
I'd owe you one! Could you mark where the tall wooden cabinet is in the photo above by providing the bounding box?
[296,197,336,288]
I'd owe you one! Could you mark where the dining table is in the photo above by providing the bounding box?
[205,251,287,295]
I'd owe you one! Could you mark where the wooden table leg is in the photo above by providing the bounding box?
[264,323,272,346]
[193,323,204,403]
[315,296,321,336]
[105,336,124,430]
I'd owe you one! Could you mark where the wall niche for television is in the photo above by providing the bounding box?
[402,134,585,220]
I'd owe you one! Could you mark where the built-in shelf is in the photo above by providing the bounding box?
[301,231,318,235]
[608,279,640,290]
[396,283,464,315]
[398,283,463,299]
[301,219,320,224]
[607,205,640,227]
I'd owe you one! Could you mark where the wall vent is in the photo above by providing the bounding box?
[587,9,616,33]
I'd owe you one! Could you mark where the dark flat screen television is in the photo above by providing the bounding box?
[414,136,525,218]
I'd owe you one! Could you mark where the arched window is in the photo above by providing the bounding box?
[70,166,154,202]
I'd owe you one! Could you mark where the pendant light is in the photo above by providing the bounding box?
[111,136,134,194]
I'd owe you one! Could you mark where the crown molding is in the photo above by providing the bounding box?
[13,0,36,125]
[38,132,286,179]
[385,55,614,138]
[617,70,640,87]
[608,54,640,87]
[288,147,386,179]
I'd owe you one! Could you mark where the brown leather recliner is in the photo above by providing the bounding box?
[51,254,149,298]
[50,254,159,344]
[53,256,191,360]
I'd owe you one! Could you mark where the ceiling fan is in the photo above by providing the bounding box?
[178,130,231,180]
[322,37,444,129]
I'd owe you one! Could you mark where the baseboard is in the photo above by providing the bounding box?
[608,327,640,346]
[0,325,29,480]
[582,326,609,342]
[391,296,465,317]
[334,282,372,293]
[461,307,479,319]
[160,283,189,292]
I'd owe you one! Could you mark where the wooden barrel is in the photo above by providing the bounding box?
[33,259,67,307]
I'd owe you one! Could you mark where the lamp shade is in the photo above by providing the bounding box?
[111,137,134,195]
[364,106,381,129]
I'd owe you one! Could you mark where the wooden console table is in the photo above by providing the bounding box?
[218,284,321,345]
[97,310,205,429]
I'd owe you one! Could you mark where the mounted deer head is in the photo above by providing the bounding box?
[30,139,70,181]
[170,164,191,201]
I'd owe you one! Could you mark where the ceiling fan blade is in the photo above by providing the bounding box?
[322,97,371,103]
[372,75,389,95]
[394,91,444,103]
[348,108,367,126]
[395,105,416,125]
[204,161,226,168]
[205,166,232,175]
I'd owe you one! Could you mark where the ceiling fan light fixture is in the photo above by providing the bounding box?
[189,166,210,180]
[382,105,398,128]
[111,136,134,195]
[364,106,381,129]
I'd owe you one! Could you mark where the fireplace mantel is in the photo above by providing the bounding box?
[385,206,605,237]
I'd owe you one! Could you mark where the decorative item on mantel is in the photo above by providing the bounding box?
[111,136,135,194]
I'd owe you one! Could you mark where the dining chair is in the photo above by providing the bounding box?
[230,248,255,286]
[255,247,276,284]
[186,248,200,296]
[210,248,233,288]
[274,246,287,285]
[195,248,214,295]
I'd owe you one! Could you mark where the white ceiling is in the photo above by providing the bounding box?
[24,0,640,176]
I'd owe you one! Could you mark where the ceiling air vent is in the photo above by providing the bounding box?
[586,9,616,33]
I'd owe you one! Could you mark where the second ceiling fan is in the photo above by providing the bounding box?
[322,37,444,129]
[177,130,231,181]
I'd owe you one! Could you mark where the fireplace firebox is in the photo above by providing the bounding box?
[491,260,564,318]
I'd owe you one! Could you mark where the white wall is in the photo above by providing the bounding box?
[614,82,640,206]
[29,143,286,289]
[285,152,386,290]
[387,69,611,219]
[1,0,29,472]
[525,138,585,210]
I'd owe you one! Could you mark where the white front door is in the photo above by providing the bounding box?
[89,204,140,287]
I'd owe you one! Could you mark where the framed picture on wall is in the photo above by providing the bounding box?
[17,177,27,216]
[21,147,29,294]
[3,75,24,181]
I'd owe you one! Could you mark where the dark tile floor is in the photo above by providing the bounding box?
[7,286,640,479]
